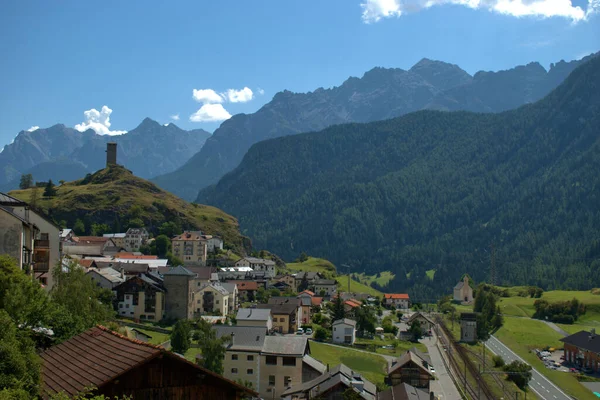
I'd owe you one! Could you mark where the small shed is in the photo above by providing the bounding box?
[332,318,357,345]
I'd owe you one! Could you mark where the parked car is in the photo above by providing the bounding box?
[296,328,304,335]
[305,328,313,335]
[429,366,436,374]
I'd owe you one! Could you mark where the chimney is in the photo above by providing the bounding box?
[106,142,117,167]
[231,333,235,344]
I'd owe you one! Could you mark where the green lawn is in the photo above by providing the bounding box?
[351,271,395,287]
[425,269,436,280]
[286,257,337,274]
[336,275,383,296]
[495,316,593,399]
[184,347,201,362]
[309,341,388,385]
[130,328,170,346]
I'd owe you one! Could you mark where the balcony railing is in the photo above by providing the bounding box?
[33,262,50,273]
[35,239,50,248]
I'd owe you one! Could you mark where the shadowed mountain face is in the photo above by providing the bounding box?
[198,54,600,298]
[0,118,210,190]
[148,54,595,201]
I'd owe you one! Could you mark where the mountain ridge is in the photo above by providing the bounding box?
[151,53,596,201]
[0,119,211,190]
[197,53,600,299]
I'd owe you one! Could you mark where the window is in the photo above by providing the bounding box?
[284,376,292,386]
[266,355,277,365]
[232,354,238,360]
[119,304,123,308]
[268,375,275,386]
[247,369,253,375]
[231,368,238,374]
[247,355,254,361]
[216,300,220,304]
[282,357,296,366]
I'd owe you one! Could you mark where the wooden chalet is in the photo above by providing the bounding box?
[41,325,257,399]
[387,350,433,390]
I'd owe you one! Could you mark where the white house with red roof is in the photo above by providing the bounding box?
[384,293,410,309]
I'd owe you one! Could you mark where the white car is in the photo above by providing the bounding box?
[296,328,304,335]
[429,366,436,374]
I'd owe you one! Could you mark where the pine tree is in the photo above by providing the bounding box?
[43,179,57,197]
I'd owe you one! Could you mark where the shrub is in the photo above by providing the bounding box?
[492,355,505,367]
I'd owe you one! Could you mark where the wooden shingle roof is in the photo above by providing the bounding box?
[41,326,162,397]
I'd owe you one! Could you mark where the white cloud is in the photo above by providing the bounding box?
[223,87,254,103]
[360,0,599,22]
[193,89,224,104]
[27,126,40,132]
[361,0,403,22]
[170,113,180,121]
[74,105,127,136]
[257,87,265,95]
[189,104,232,122]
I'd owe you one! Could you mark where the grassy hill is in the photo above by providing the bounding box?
[336,275,383,297]
[9,165,250,254]
[286,257,337,273]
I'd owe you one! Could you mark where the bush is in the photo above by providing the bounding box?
[492,355,505,367]
[314,326,329,341]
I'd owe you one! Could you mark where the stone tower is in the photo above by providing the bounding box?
[106,142,117,167]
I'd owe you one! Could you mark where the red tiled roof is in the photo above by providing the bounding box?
[384,293,410,299]
[344,300,361,308]
[311,297,323,306]
[298,290,315,297]
[41,325,257,398]
[78,259,95,269]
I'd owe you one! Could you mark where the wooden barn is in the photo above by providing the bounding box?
[41,325,257,399]
[387,350,433,390]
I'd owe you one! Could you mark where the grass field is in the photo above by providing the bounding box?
[425,269,436,280]
[286,257,337,274]
[128,328,170,346]
[336,275,383,296]
[495,316,593,399]
[352,271,395,287]
[309,341,388,385]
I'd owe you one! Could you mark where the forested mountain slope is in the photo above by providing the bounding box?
[198,55,600,299]
[152,54,592,201]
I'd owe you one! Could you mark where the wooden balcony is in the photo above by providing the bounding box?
[33,262,50,273]
[35,239,50,248]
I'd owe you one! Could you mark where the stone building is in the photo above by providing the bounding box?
[460,312,478,343]
[453,275,474,303]
[163,265,196,320]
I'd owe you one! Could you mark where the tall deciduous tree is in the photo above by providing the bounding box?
[194,319,230,375]
[154,235,170,258]
[170,320,191,354]
[333,295,345,321]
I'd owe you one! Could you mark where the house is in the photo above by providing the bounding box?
[282,363,376,400]
[114,272,166,321]
[312,297,324,308]
[195,282,237,316]
[270,280,293,291]
[388,350,434,390]
[453,275,474,303]
[94,260,151,277]
[171,231,208,266]
[163,265,197,320]
[460,313,478,343]
[59,228,75,253]
[230,280,260,301]
[332,318,357,345]
[111,256,168,269]
[407,312,435,333]
[206,236,224,252]
[102,232,127,249]
[40,325,257,399]
[86,267,125,289]
[560,329,600,372]
[215,327,323,400]
[298,295,313,325]
[124,227,149,251]
[312,279,338,297]
[64,236,120,257]
[378,383,432,400]
[257,303,300,334]
[384,293,411,309]
[344,299,362,316]
[0,192,60,288]
[235,257,276,278]
[236,308,273,330]
[270,297,304,326]
[294,272,324,292]
[277,274,297,290]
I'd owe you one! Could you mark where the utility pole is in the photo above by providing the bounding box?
[478,364,481,400]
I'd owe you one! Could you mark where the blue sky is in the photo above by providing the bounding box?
[0,0,598,145]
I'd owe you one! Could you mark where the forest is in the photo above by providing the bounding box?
[198,55,600,301]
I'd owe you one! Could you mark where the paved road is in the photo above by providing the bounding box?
[486,335,571,400]
[421,334,462,400]
[541,321,569,337]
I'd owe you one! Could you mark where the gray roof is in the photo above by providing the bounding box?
[378,383,430,400]
[0,192,26,205]
[236,308,271,321]
[299,297,312,306]
[409,346,431,366]
[257,303,298,315]
[560,330,600,353]
[302,355,327,374]
[407,312,435,326]
[87,267,124,284]
[198,283,229,295]
[103,233,126,238]
[282,363,376,399]
[262,336,307,356]
[242,257,276,266]
[390,350,432,376]
[162,265,195,276]
[313,279,337,285]
[220,282,237,294]
[60,229,73,238]
[333,318,357,327]
[294,271,322,280]
[95,261,149,274]
[214,326,267,351]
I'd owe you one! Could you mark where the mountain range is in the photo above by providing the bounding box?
[0,118,210,191]
[151,53,596,201]
[198,54,600,299]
